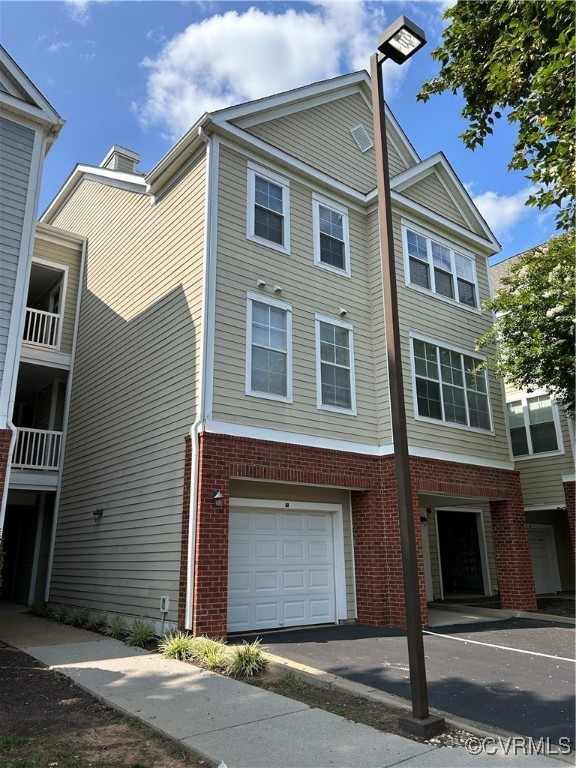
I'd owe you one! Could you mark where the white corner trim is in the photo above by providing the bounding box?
[562,474,575,484]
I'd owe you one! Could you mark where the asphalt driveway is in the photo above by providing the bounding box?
[235,615,575,747]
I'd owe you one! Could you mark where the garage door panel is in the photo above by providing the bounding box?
[228,508,337,632]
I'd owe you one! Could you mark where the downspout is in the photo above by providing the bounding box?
[185,126,214,629]
[44,237,88,601]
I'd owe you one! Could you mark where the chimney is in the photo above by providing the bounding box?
[100,145,141,174]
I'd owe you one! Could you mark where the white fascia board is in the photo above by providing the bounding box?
[145,115,210,192]
[0,91,64,134]
[203,419,515,470]
[41,164,148,223]
[387,190,499,254]
[0,47,63,127]
[211,71,371,126]
[391,153,500,249]
[35,222,85,248]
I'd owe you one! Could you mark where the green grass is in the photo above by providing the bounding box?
[125,618,156,647]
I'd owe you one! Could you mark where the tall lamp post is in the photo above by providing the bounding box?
[370,16,446,739]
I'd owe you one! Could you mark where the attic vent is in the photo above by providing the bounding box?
[350,124,374,153]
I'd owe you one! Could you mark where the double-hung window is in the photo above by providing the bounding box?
[313,194,350,277]
[315,315,356,414]
[412,336,491,430]
[404,224,478,308]
[246,293,292,402]
[507,395,561,458]
[247,162,290,254]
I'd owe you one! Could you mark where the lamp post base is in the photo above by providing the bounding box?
[398,714,446,739]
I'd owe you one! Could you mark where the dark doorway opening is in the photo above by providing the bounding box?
[437,510,484,595]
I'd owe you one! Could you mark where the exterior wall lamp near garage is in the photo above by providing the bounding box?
[212,491,224,509]
[370,15,445,738]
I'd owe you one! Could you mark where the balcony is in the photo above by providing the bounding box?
[12,428,63,471]
[23,307,60,349]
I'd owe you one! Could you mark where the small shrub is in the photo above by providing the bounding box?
[53,605,70,624]
[67,608,90,627]
[159,631,195,660]
[126,618,156,647]
[189,636,228,670]
[86,613,108,632]
[27,600,50,618]
[226,640,267,677]
[105,616,128,639]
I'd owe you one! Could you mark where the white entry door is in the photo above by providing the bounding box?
[228,505,337,632]
[527,525,560,595]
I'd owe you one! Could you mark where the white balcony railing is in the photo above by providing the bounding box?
[23,308,60,348]
[12,428,63,471]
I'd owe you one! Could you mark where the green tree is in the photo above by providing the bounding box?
[477,232,575,416]
[418,0,575,230]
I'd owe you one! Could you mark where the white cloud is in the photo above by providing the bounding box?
[135,1,409,139]
[472,187,536,238]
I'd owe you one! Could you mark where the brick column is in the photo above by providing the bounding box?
[490,491,537,612]
[351,488,389,626]
[0,428,12,533]
[563,480,575,557]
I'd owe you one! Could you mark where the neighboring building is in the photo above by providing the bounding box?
[491,256,575,597]
[41,72,538,637]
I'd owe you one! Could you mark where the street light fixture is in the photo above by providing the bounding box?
[370,16,446,739]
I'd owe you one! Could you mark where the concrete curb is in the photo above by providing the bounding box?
[430,603,576,627]
[263,653,575,765]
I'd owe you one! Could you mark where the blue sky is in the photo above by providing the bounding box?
[2,0,558,262]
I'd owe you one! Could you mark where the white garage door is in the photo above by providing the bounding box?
[228,507,337,633]
[527,526,560,595]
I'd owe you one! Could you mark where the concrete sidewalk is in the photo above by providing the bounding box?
[0,611,570,768]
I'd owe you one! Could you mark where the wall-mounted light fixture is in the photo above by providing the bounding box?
[419,516,428,526]
[273,285,282,294]
[93,507,104,522]
[212,491,224,509]
[256,279,266,288]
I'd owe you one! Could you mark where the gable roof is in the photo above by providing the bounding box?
[390,153,500,251]
[0,45,64,143]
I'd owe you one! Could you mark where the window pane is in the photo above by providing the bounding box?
[468,391,491,430]
[255,176,283,213]
[252,348,287,397]
[507,401,525,429]
[457,278,477,307]
[251,302,288,397]
[416,378,442,419]
[530,422,558,453]
[434,268,454,299]
[464,357,487,393]
[454,253,474,281]
[255,207,283,245]
[432,241,451,271]
[319,206,343,240]
[407,230,427,261]
[442,384,467,424]
[414,341,438,380]
[269,306,287,331]
[510,426,530,456]
[409,257,430,289]
[440,348,463,386]
[528,395,553,425]
[320,233,345,270]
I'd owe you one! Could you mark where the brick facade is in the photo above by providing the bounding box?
[564,480,575,556]
[179,432,537,638]
[0,428,13,532]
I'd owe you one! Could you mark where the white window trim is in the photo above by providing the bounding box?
[315,313,357,416]
[246,291,292,403]
[29,257,69,352]
[246,161,291,255]
[402,220,480,313]
[409,332,494,434]
[506,392,564,460]
[312,192,351,278]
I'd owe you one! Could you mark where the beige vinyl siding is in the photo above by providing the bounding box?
[212,145,381,445]
[391,213,509,462]
[31,234,82,356]
[231,480,356,619]
[402,173,469,230]
[46,154,206,622]
[506,389,574,507]
[245,93,409,194]
[0,116,34,389]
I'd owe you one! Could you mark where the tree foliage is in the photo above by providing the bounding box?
[477,232,575,416]
[418,0,575,230]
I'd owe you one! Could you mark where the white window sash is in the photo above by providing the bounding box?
[312,192,351,278]
[246,292,292,403]
[507,394,564,459]
[315,313,357,415]
[246,161,290,255]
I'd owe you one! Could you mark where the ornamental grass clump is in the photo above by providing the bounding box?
[226,640,267,678]
[126,618,156,647]
[188,636,228,671]
[105,615,128,639]
[159,631,195,661]
[67,608,90,627]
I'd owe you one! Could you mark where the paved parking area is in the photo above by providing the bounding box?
[237,615,575,747]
